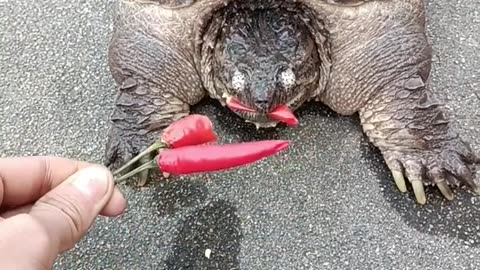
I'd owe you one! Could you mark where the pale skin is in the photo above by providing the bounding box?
[0,156,127,269]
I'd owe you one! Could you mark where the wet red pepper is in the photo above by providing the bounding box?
[268,105,299,127]
[158,140,289,174]
[115,140,290,182]
[161,114,217,148]
[113,114,217,176]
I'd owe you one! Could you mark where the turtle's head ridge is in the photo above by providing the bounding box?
[213,7,321,125]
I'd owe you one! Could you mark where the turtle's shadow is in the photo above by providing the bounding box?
[359,135,480,247]
[193,98,480,246]
[165,199,243,270]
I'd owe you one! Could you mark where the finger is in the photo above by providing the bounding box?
[30,165,120,252]
[0,214,59,269]
[0,156,127,215]
[1,204,33,219]
[0,156,90,209]
[1,188,127,219]
[0,165,120,269]
[99,187,127,217]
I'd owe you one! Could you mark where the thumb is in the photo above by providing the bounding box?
[29,164,116,253]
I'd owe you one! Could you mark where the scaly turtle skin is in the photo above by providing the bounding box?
[104,0,479,204]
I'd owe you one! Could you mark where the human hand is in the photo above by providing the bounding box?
[0,156,127,269]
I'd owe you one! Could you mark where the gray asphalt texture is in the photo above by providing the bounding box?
[1,0,479,269]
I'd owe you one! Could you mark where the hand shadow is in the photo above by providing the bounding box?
[360,135,480,247]
[165,199,243,270]
[139,175,210,218]
[121,170,209,218]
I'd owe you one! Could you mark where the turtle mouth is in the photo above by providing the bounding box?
[221,92,302,128]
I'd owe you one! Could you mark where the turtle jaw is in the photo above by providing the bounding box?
[221,91,304,129]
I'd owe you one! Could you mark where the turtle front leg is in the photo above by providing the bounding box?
[314,3,479,204]
[104,7,206,186]
[360,76,479,204]
[104,79,194,186]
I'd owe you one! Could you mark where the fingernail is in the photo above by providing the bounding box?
[71,166,111,202]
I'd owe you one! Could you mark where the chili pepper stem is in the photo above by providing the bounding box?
[113,142,164,176]
[137,155,153,186]
[115,159,158,184]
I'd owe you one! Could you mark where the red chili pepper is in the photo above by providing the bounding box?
[159,140,289,174]
[268,105,299,127]
[115,140,290,182]
[161,114,217,148]
[113,114,217,176]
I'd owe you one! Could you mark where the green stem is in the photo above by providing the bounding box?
[113,142,164,175]
[137,154,153,186]
[115,159,158,184]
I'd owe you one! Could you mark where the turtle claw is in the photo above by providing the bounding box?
[137,153,157,186]
[391,170,407,193]
[383,137,478,204]
[436,181,454,201]
[411,180,426,205]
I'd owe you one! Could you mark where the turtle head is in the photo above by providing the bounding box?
[214,8,320,128]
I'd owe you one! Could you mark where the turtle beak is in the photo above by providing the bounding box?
[226,97,256,113]
[225,95,299,127]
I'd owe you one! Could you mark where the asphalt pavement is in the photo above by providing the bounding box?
[1,0,479,269]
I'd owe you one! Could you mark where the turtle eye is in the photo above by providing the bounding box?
[280,69,296,89]
[231,70,246,93]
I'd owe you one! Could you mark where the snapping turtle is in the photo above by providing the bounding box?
[105,0,479,204]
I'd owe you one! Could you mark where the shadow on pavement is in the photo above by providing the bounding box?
[192,98,480,247]
[150,179,210,217]
[165,199,243,270]
[360,136,480,247]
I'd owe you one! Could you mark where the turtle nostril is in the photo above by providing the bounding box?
[254,99,269,109]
